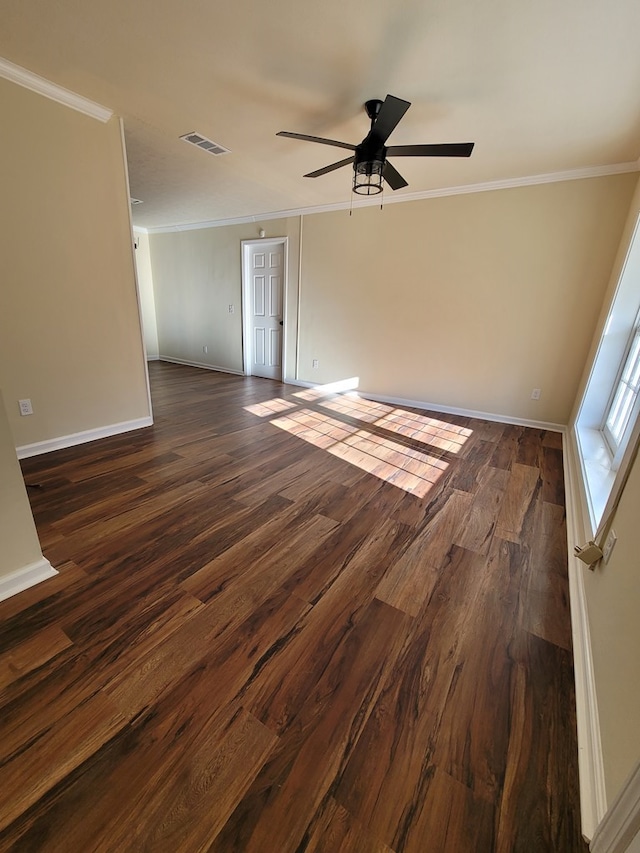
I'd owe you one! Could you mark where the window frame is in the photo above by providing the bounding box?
[575,212,640,534]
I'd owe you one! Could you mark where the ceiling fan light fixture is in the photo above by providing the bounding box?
[353,159,384,195]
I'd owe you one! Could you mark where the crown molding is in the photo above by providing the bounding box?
[140,160,640,234]
[0,56,112,122]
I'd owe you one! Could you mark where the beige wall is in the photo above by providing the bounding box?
[134,230,160,359]
[298,175,636,424]
[150,218,301,378]
[0,392,43,580]
[0,78,151,450]
[573,175,640,803]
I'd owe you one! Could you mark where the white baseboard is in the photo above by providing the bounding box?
[158,356,244,376]
[0,558,58,603]
[591,761,640,853]
[563,432,607,841]
[16,417,153,459]
[282,379,566,432]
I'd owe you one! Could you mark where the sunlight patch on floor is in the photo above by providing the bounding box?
[270,407,449,498]
[245,381,472,499]
[321,394,471,454]
[244,398,297,417]
[292,377,360,402]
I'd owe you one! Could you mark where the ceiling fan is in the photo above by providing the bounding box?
[277,94,474,196]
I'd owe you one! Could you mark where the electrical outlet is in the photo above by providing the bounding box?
[312,359,319,369]
[19,398,33,416]
[531,388,541,400]
[602,529,617,563]
[228,304,235,314]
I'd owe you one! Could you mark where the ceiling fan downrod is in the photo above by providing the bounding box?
[364,99,384,127]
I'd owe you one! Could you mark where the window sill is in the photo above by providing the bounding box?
[575,426,616,533]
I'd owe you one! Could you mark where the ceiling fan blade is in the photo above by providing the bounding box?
[304,156,355,178]
[383,161,408,191]
[386,142,475,158]
[370,94,411,143]
[277,131,356,151]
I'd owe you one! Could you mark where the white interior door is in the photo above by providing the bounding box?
[247,242,284,380]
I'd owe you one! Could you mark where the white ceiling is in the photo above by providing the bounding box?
[2,0,640,229]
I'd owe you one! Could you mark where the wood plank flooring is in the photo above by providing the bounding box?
[0,361,588,852]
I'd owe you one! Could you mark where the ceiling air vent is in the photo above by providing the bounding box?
[180,132,230,156]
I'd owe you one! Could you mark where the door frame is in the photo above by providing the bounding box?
[241,237,288,378]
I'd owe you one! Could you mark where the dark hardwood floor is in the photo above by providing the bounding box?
[0,361,588,852]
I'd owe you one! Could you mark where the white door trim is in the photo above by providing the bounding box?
[241,237,288,378]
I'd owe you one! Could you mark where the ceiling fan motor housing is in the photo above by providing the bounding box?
[353,142,386,194]
[355,141,386,169]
